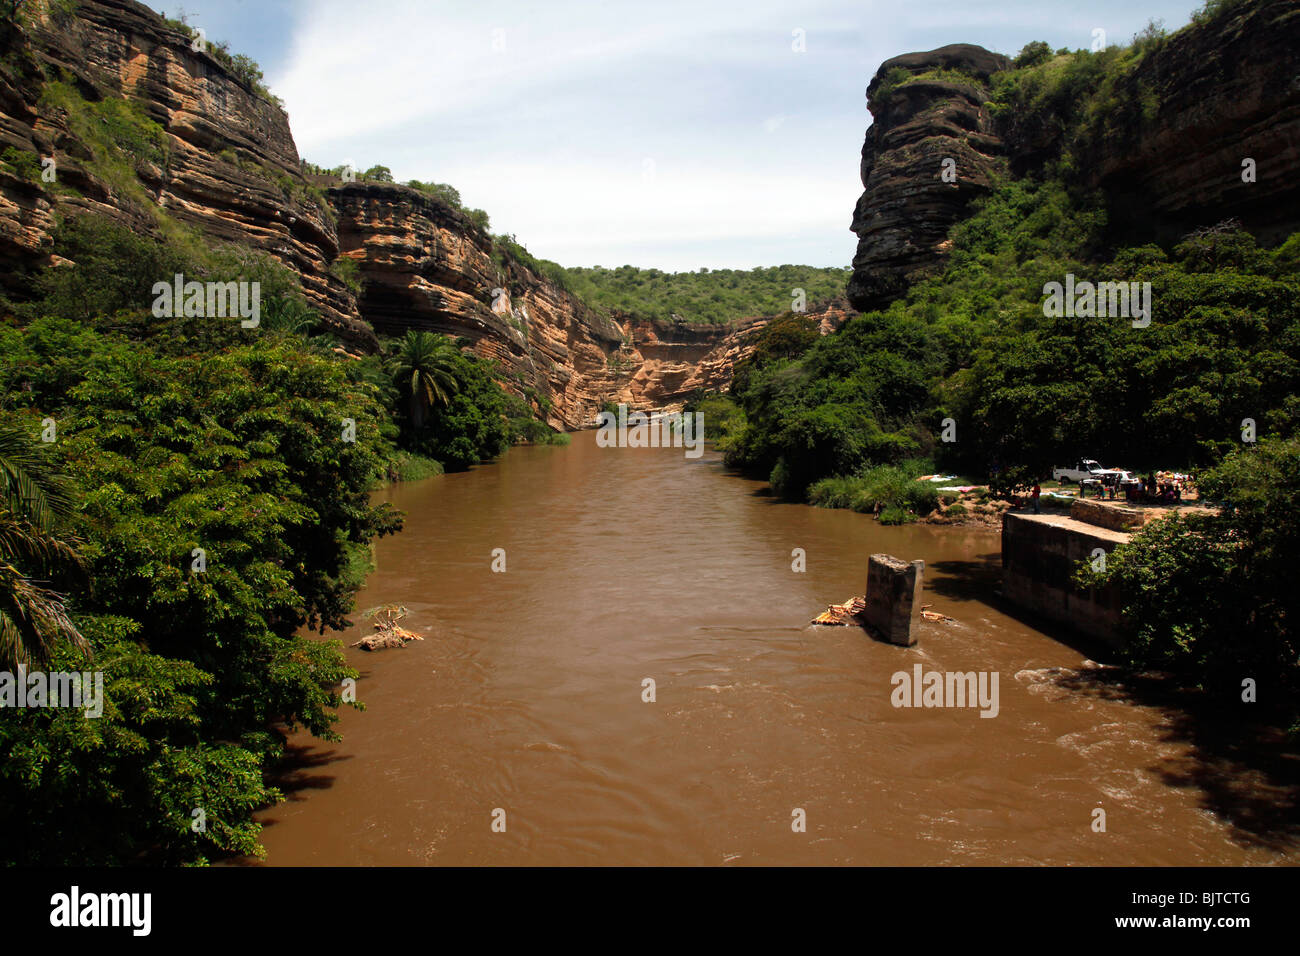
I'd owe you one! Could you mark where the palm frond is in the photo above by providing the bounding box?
[0,560,88,668]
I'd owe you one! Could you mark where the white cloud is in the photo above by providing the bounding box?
[268,0,1203,270]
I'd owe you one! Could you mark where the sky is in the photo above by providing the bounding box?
[145,0,1206,271]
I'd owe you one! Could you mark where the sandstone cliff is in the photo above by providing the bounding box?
[1086,0,1300,243]
[0,0,786,428]
[331,180,630,429]
[0,0,370,341]
[330,181,847,427]
[847,44,1009,313]
[848,1,1300,313]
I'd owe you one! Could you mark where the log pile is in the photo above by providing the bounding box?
[811,596,867,626]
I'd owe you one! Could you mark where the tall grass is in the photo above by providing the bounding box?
[807,458,941,520]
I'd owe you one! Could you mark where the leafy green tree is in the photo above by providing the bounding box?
[1078,438,1300,730]
[419,351,512,470]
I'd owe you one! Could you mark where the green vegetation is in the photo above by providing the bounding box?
[392,330,460,433]
[493,233,571,292]
[724,177,1299,503]
[682,393,746,455]
[300,162,495,233]
[406,179,492,233]
[0,258,402,861]
[806,460,939,518]
[159,14,281,106]
[376,451,445,486]
[0,419,87,666]
[875,65,985,102]
[1078,437,1300,732]
[330,255,362,293]
[39,79,169,215]
[0,204,564,862]
[560,264,852,325]
[0,145,43,182]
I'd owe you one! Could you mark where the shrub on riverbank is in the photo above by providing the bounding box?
[682,392,746,454]
[1077,437,1300,733]
[382,452,446,484]
[807,460,938,518]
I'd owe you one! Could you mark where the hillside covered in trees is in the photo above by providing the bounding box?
[560,264,853,325]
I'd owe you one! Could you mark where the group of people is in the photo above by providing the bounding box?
[1134,473,1188,503]
[1023,470,1192,514]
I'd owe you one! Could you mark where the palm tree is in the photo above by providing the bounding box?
[261,294,319,336]
[0,419,88,668]
[390,330,461,431]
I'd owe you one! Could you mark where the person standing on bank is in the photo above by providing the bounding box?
[1031,481,1041,514]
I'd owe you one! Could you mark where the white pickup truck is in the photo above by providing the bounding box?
[1051,459,1103,483]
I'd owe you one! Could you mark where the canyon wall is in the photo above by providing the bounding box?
[0,0,370,341]
[849,0,1300,313]
[329,181,823,428]
[1,0,792,429]
[1086,0,1300,244]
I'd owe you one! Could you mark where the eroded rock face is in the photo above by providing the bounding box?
[848,7,1300,313]
[847,44,1009,313]
[0,0,831,427]
[1086,0,1300,243]
[619,300,852,411]
[330,182,853,427]
[0,0,370,343]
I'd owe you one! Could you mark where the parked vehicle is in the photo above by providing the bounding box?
[1093,468,1141,485]
[1051,459,1103,483]
[1080,469,1142,499]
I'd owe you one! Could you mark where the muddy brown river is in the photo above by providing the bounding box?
[251,432,1294,865]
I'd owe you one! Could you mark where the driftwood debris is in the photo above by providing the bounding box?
[350,604,426,651]
[811,598,957,626]
[920,604,957,624]
[811,596,867,626]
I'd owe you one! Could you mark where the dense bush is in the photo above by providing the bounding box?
[727,173,1299,500]
[1078,437,1300,732]
[0,308,403,862]
[0,208,524,861]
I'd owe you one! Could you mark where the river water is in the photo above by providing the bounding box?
[252,432,1293,865]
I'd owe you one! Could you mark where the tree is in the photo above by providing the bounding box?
[1078,437,1300,730]
[391,330,460,432]
[0,418,87,667]
[1014,41,1053,69]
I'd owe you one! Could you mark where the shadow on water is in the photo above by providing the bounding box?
[926,554,1120,662]
[219,742,352,866]
[1051,668,1300,853]
[259,742,351,816]
[925,553,1003,603]
[927,555,1300,851]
